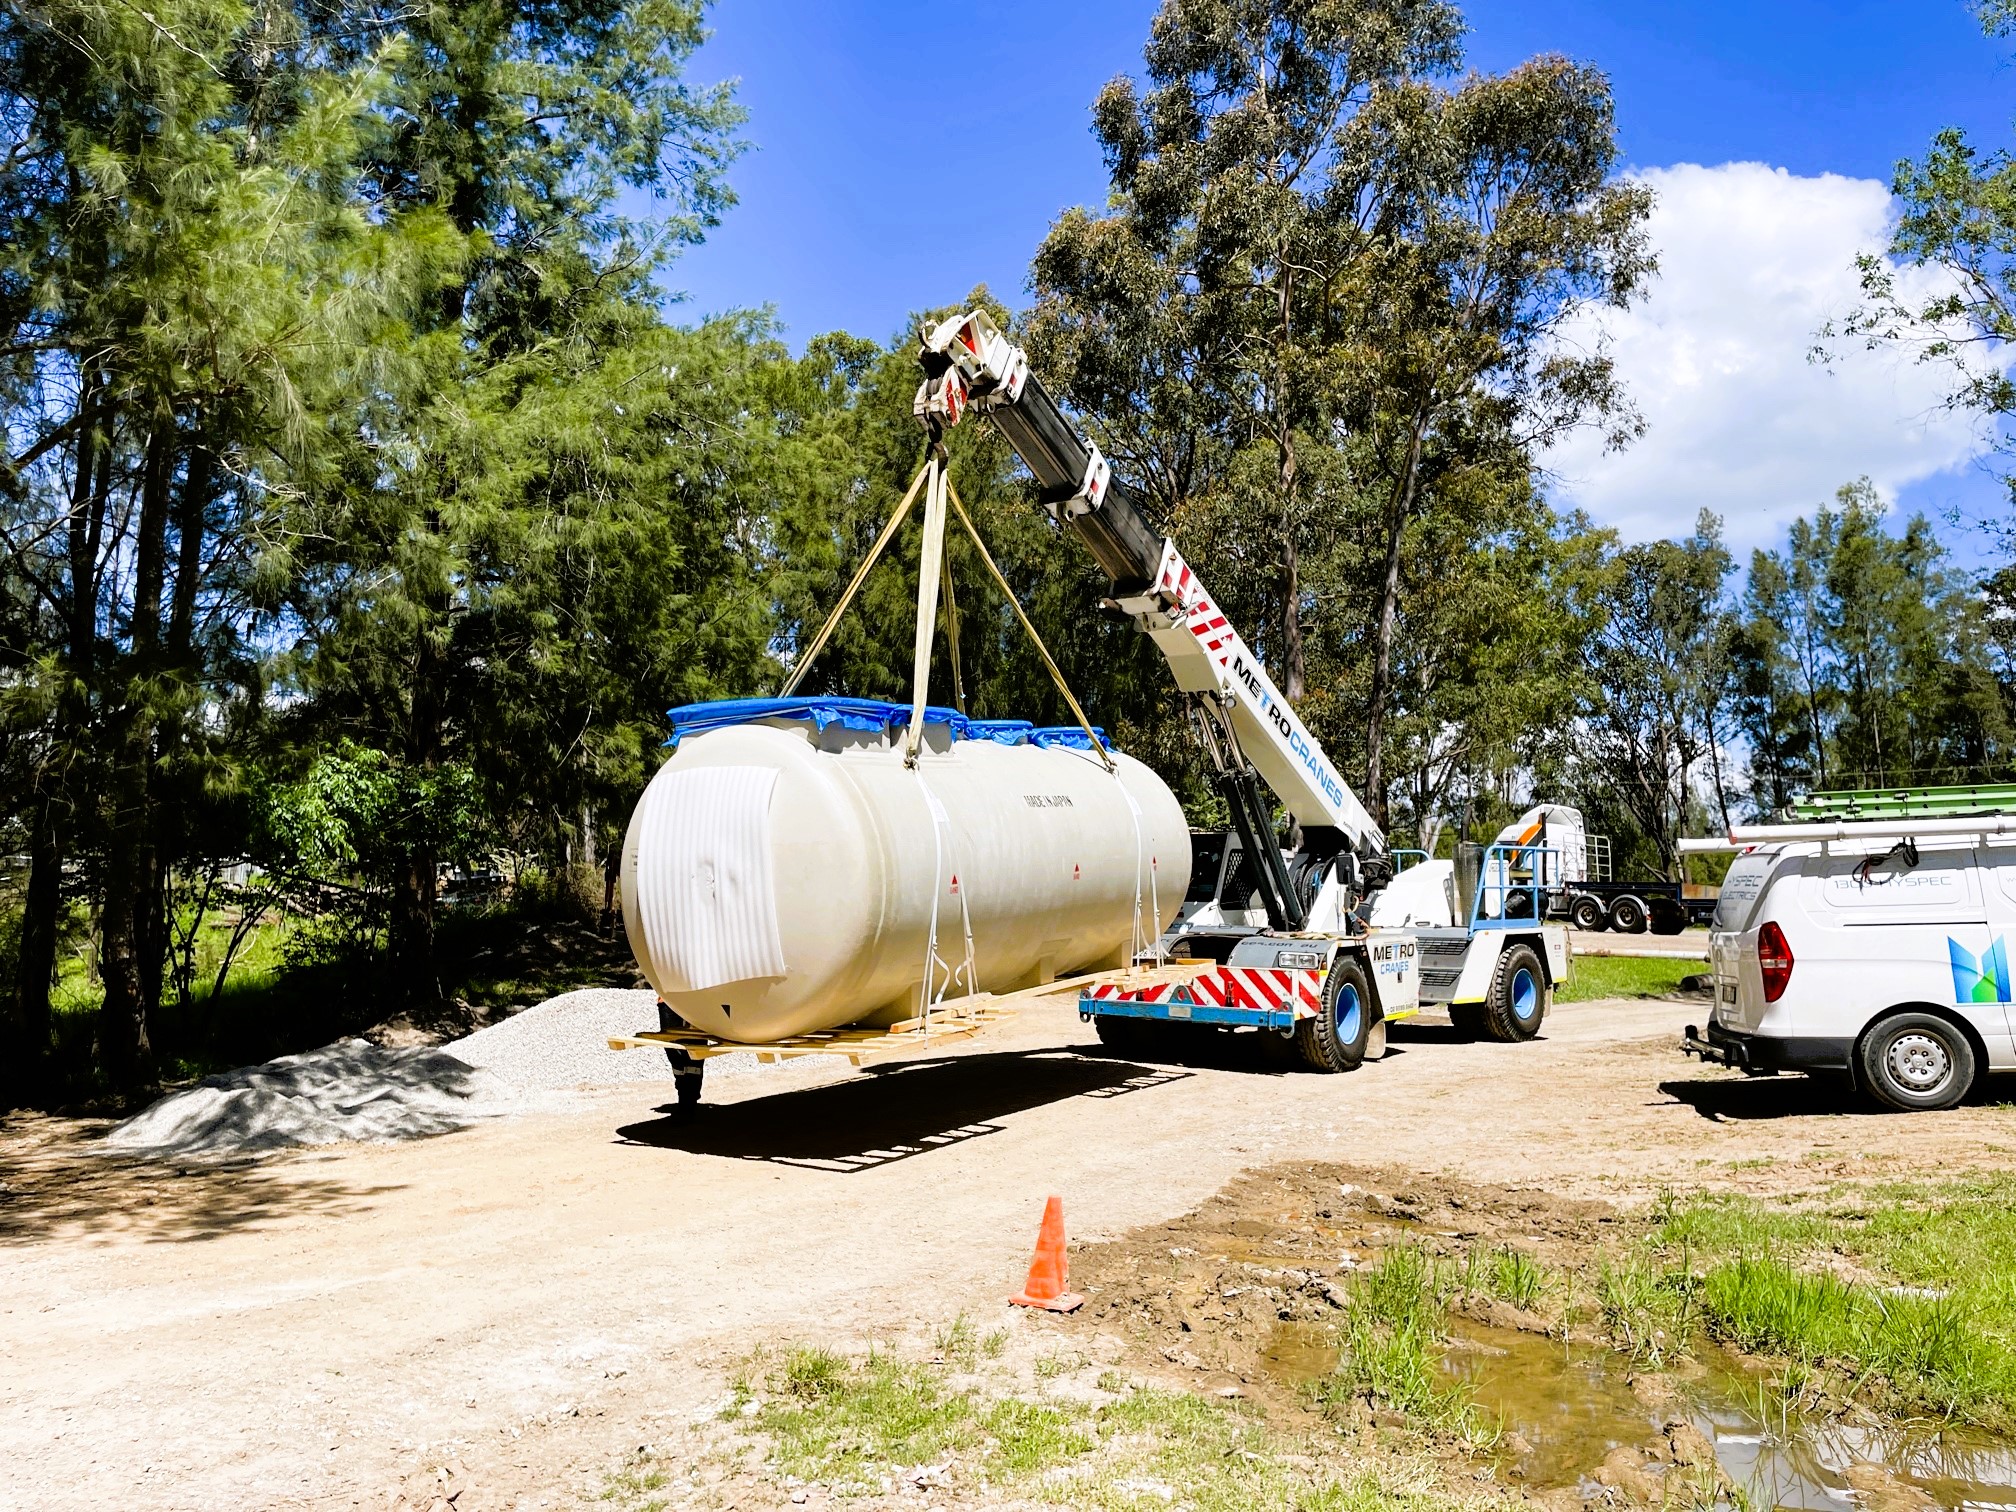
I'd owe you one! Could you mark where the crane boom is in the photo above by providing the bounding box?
[914,310,1382,928]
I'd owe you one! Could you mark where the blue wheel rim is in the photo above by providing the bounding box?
[1512,967,1539,1022]
[1335,983,1363,1043]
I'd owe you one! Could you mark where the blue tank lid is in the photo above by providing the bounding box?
[962,719,1035,745]
[665,699,1114,751]
[666,697,969,746]
[1030,725,1111,751]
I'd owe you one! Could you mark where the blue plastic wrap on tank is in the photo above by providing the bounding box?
[962,719,1035,745]
[665,697,969,746]
[1030,725,1110,751]
[663,698,1112,750]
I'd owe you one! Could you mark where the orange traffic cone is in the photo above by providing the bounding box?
[1009,1195,1085,1313]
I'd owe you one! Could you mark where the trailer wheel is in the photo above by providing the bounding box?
[1480,943,1548,1042]
[1609,895,1648,934]
[1859,1012,1976,1112]
[1296,958,1373,1072]
[1569,894,1606,931]
[1648,897,1688,935]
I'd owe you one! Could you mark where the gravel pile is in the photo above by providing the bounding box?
[445,986,760,1089]
[103,1041,519,1158]
[103,986,764,1159]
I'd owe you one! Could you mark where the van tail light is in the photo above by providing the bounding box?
[1757,920,1794,1003]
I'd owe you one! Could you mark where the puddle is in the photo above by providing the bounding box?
[1263,1315,2016,1510]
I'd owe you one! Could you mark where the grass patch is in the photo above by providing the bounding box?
[707,1341,1498,1512]
[1644,1178,2016,1425]
[1556,953,1704,1003]
[1320,1245,1496,1446]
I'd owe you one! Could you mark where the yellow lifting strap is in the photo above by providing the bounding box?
[776,450,1114,774]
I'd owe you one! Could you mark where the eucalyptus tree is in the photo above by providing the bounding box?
[1030,0,1651,833]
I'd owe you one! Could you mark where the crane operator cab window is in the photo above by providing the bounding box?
[1186,835,1229,903]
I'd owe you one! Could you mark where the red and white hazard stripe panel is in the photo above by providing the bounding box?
[1086,966,1323,1020]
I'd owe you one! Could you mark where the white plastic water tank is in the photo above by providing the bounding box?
[621,699,1190,1043]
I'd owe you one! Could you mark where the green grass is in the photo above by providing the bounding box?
[676,1341,1497,1512]
[1556,953,1705,1003]
[1640,1177,2016,1426]
[1320,1245,1496,1446]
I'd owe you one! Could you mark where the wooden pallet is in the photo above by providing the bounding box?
[607,996,1031,1067]
[606,963,1219,1067]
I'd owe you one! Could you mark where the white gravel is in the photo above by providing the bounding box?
[103,1041,521,1158]
[445,986,761,1090]
[104,986,766,1159]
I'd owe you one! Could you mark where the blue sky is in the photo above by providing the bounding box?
[665,1,2014,560]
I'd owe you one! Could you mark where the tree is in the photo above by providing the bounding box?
[1834,1,2016,555]
[1731,481,2014,798]
[1029,0,1651,830]
[0,0,428,1083]
[1568,512,1733,878]
[271,0,745,1003]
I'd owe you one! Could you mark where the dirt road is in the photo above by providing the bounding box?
[8,992,2016,1512]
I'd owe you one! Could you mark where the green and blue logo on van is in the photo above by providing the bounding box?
[1950,936,2013,1004]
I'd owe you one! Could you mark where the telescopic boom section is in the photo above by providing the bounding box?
[914,311,1382,865]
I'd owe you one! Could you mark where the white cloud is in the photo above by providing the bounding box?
[1542,161,1996,549]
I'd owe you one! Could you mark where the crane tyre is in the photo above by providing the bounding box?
[1859,1012,1976,1112]
[1569,894,1607,932]
[1295,958,1373,1073]
[1481,942,1548,1042]
[1609,895,1649,934]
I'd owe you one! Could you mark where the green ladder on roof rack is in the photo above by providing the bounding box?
[1788,783,2016,821]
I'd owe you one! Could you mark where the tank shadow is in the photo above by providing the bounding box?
[615,1050,1193,1172]
[1656,1074,1865,1120]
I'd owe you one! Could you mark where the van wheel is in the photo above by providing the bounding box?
[1859,1012,1976,1112]
[1609,895,1648,934]
[1482,943,1548,1042]
[1296,958,1373,1072]
[1570,894,1606,931]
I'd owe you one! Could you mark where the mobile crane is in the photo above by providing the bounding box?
[914,310,1570,1068]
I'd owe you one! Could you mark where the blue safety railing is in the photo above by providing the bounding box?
[1470,843,1558,930]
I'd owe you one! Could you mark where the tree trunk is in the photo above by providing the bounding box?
[98,404,173,1087]
[390,575,444,1005]
[1364,420,1426,829]
[7,801,62,1103]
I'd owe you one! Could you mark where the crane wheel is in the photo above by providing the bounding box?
[1296,958,1373,1073]
[1481,942,1549,1042]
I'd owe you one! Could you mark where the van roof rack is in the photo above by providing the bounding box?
[1787,783,2016,822]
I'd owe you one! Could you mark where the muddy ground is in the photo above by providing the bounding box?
[9,991,2016,1511]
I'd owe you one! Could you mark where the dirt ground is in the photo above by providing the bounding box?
[9,990,2016,1512]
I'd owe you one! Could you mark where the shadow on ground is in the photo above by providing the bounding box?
[617,1049,1194,1171]
[0,1114,404,1246]
[1656,1075,1866,1120]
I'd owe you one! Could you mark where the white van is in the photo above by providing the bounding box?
[1682,821,2016,1110]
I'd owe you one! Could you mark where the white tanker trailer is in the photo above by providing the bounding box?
[621,697,1189,1043]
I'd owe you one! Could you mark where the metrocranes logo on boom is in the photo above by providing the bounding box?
[1228,652,1349,812]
